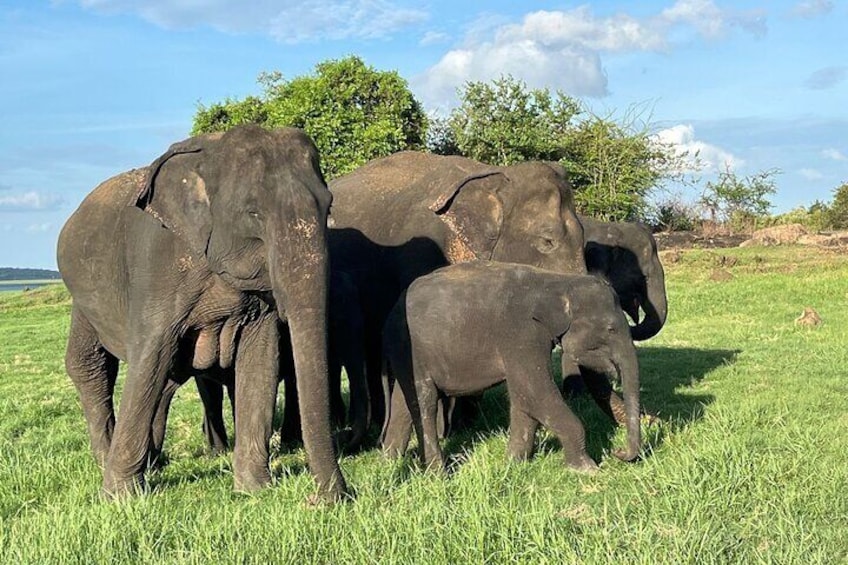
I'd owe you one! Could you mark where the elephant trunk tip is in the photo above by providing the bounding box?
[613,447,641,463]
[630,317,663,341]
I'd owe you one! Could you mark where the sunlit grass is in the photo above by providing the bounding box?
[1,246,846,563]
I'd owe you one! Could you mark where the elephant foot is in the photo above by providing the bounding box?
[233,466,272,493]
[565,454,599,474]
[102,472,146,499]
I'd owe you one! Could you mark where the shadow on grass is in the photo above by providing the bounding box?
[437,345,738,467]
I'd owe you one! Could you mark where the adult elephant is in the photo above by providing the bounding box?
[581,216,667,341]
[57,125,347,501]
[328,151,587,432]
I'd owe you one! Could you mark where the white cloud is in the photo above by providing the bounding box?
[77,0,428,43]
[822,148,847,161]
[420,30,449,46]
[798,168,824,180]
[416,1,767,107]
[653,124,741,173]
[791,0,833,18]
[0,191,64,212]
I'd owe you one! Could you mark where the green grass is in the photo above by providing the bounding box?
[1,246,847,563]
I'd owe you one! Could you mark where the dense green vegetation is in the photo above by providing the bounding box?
[193,56,427,179]
[1,245,846,562]
[0,268,61,281]
[193,63,682,221]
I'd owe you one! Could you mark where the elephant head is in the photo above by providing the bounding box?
[553,277,642,462]
[133,125,345,498]
[581,217,667,341]
[427,158,587,276]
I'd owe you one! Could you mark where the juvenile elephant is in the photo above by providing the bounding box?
[381,261,642,472]
[57,125,347,501]
[329,152,587,432]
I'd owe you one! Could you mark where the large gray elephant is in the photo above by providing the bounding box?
[328,151,587,432]
[581,216,667,341]
[381,262,642,470]
[57,125,347,501]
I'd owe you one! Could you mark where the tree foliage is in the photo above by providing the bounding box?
[824,182,848,229]
[699,166,779,229]
[432,76,684,221]
[192,56,427,179]
[438,76,580,165]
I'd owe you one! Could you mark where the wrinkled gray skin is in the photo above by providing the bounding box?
[381,262,642,471]
[57,125,347,501]
[329,152,587,434]
[150,270,367,458]
[562,216,667,422]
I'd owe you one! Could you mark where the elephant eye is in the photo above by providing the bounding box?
[536,236,558,254]
[248,210,262,220]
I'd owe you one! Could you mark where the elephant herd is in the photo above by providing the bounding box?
[56,125,667,502]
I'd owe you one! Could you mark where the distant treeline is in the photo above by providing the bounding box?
[0,268,62,281]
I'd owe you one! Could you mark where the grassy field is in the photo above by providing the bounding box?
[1,246,846,563]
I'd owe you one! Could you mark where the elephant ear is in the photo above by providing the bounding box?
[132,140,212,258]
[427,171,505,263]
[532,291,573,342]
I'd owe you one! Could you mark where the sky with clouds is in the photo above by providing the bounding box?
[1,0,846,268]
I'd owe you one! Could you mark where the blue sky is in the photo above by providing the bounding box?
[1,0,846,269]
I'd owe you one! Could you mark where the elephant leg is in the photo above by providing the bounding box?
[507,402,539,462]
[232,317,280,492]
[338,351,369,452]
[382,385,413,458]
[408,367,444,473]
[65,306,119,468]
[365,330,386,433]
[436,396,454,440]
[149,377,183,469]
[560,354,587,397]
[103,334,175,496]
[510,365,597,473]
[196,376,230,453]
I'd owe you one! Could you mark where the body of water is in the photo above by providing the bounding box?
[0,281,62,293]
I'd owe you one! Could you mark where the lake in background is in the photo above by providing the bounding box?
[0,281,63,293]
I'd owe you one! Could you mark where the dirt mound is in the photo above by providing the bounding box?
[653,231,749,251]
[797,231,848,248]
[739,224,808,247]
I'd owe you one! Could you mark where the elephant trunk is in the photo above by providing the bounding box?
[630,258,667,341]
[613,344,641,462]
[269,223,347,502]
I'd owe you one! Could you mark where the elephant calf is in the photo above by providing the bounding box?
[381,261,642,473]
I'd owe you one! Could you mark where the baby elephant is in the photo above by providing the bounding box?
[381,261,642,473]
